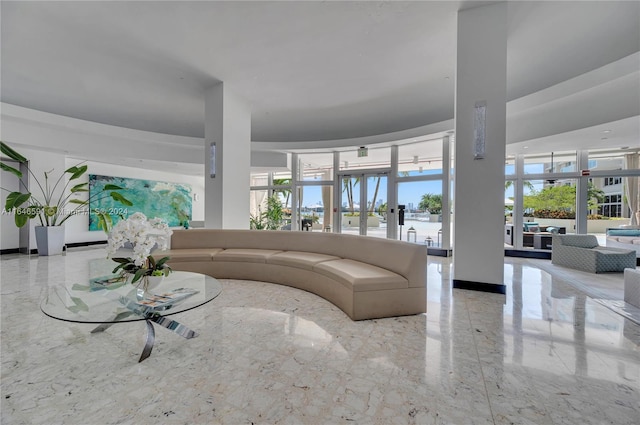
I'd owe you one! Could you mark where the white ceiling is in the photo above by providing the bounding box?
[1,1,639,158]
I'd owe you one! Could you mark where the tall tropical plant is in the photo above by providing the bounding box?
[0,141,132,227]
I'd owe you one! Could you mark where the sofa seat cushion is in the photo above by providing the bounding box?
[267,251,340,270]
[313,259,408,292]
[153,248,220,262]
[213,248,283,263]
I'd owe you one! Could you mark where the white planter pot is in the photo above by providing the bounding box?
[35,226,65,256]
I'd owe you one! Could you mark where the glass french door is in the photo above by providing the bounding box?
[338,172,388,238]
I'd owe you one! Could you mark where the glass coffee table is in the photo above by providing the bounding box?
[41,268,222,362]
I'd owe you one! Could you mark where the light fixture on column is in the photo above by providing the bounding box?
[210,142,216,178]
[473,101,486,159]
[357,146,368,157]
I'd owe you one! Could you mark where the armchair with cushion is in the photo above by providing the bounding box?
[551,234,636,273]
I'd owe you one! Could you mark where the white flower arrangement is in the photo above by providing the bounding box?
[106,213,173,283]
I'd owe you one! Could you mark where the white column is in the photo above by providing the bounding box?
[441,135,451,250]
[204,83,251,229]
[453,2,507,293]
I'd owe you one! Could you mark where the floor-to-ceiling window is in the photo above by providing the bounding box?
[294,152,334,232]
[249,171,292,230]
[396,139,446,246]
[505,148,640,251]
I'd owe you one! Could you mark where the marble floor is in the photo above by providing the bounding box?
[1,247,639,425]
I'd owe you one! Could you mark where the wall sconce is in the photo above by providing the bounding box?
[473,100,486,160]
[210,142,216,178]
[193,193,200,202]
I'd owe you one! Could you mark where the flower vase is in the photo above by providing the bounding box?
[135,275,164,298]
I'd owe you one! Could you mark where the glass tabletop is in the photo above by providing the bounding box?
[41,270,222,324]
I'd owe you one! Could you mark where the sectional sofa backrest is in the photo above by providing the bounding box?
[169,229,426,289]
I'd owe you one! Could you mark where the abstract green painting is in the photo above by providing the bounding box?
[88,174,192,230]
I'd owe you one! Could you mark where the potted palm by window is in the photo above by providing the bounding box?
[0,141,133,255]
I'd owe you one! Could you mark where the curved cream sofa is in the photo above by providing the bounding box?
[154,229,427,320]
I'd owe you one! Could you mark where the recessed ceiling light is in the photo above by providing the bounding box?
[523,146,528,149]
[601,137,608,140]
[602,130,611,133]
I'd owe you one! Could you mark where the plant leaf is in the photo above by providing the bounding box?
[96,212,113,233]
[43,206,57,217]
[0,141,28,162]
[66,165,88,180]
[14,211,29,227]
[132,268,147,283]
[4,192,31,210]
[110,192,133,206]
[70,182,89,192]
[68,199,87,205]
[111,257,131,264]
[0,161,22,178]
[103,184,124,190]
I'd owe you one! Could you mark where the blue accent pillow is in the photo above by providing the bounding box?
[523,222,539,231]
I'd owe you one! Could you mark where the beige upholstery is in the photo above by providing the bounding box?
[154,229,427,320]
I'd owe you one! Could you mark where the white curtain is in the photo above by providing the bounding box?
[624,153,640,225]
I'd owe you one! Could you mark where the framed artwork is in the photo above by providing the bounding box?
[88,174,192,230]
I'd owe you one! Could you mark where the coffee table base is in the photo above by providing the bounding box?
[91,315,199,362]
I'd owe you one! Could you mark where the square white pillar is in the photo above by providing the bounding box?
[204,83,251,229]
[453,2,508,293]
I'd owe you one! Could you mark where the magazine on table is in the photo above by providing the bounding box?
[135,288,199,309]
[118,287,199,313]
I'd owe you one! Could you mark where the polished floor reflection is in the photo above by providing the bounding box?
[1,247,638,424]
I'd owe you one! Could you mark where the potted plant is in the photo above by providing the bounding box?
[0,141,132,255]
[106,213,173,293]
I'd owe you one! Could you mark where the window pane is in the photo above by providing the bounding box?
[298,153,333,181]
[339,147,390,170]
[297,185,333,232]
[524,151,576,174]
[505,156,515,176]
[398,180,443,246]
[250,173,268,187]
[397,139,443,176]
[521,179,577,248]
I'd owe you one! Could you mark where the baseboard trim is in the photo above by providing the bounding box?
[427,248,451,257]
[1,240,107,256]
[453,279,507,295]
[504,249,551,260]
[65,240,107,249]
